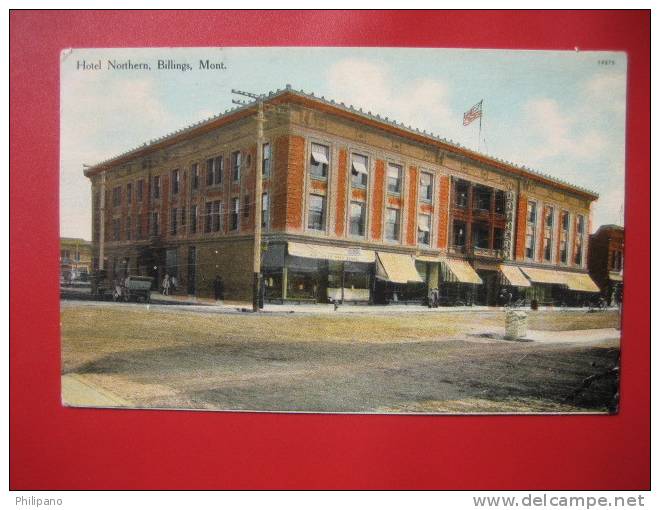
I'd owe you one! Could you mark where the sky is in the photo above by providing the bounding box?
[60,47,627,240]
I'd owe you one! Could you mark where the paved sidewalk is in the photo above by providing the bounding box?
[61,374,132,408]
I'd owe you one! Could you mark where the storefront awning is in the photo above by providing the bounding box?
[376,252,423,284]
[440,258,483,285]
[609,271,623,282]
[521,267,600,292]
[287,242,375,263]
[563,273,600,292]
[499,265,531,287]
[416,254,440,263]
[520,267,566,285]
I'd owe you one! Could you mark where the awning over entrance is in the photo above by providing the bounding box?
[499,265,531,287]
[609,271,623,282]
[376,252,423,284]
[521,267,600,292]
[288,242,375,263]
[440,258,483,285]
[563,273,600,292]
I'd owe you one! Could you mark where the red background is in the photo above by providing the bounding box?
[9,10,650,489]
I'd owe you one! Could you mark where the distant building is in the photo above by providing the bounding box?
[60,237,92,281]
[588,224,624,305]
[84,86,600,305]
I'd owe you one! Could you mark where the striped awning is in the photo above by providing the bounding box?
[563,273,600,292]
[521,267,600,292]
[376,252,423,284]
[499,265,531,287]
[440,258,483,285]
[288,242,375,263]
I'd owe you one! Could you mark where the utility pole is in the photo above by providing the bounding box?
[232,89,264,312]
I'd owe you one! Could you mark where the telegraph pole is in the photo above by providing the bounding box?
[232,89,264,312]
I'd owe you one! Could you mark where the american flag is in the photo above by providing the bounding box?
[463,100,483,126]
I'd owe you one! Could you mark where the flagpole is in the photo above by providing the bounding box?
[478,100,483,152]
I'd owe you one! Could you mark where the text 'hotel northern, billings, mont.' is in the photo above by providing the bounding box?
[84,85,600,306]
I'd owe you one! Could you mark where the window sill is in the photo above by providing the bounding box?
[310,175,328,182]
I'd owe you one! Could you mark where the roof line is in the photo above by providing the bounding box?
[83,85,598,200]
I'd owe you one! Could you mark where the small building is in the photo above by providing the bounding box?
[588,224,624,305]
[83,86,600,305]
[60,237,92,282]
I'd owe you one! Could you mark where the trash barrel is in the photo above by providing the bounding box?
[505,310,528,340]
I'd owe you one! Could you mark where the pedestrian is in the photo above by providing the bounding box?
[171,275,178,292]
[433,288,440,308]
[212,274,224,301]
[427,287,434,308]
[162,273,170,296]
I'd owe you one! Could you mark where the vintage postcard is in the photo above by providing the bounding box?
[59,47,625,414]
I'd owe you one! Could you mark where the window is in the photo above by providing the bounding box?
[244,194,250,218]
[495,190,505,214]
[525,202,537,259]
[126,216,132,240]
[307,194,326,231]
[472,222,489,249]
[190,205,197,234]
[454,179,469,208]
[205,202,213,233]
[574,215,585,265]
[420,172,433,202]
[418,214,431,245]
[181,207,186,227]
[112,219,120,241]
[214,156,223,185]
[172,169,180,195]
[310,143,329,178]
[385,208,400,241]
[206,158,214,186]
[213,201,221,232]
[494,227,504,250]
[261,193,269,228]
[137,214,143,239]
[387,163,402,193]
[230,197,240,230]
[349,202,365,237]
[191,163,199,190]
[151,211,160,236]
[262,143,271,176]
[170,207,178,235]
[453,220,466,247]
[127,183,132,204]
[544,206,554,262]
[231,151,241,181]
[351,153,368,188]
[137,180,144,202]
[152,176,161,199]
[473,185,492,211]
[112,186,121,207]
[612,250,623,271]
[560,211,570,264]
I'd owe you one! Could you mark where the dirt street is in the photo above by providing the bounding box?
[60,302,620,413]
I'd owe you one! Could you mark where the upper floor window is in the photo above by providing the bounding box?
[190,205,197,234]
[349,202,366,237]
[350,153,368,188]
[214,156,223,185]
[472,222,490,249]
[126,216,131,241]
[307,194,326,231]
[152,176,161,199]
[262,143,271,176]
[387,163,402,194]
[170,207,178,235]
[213,201,222,232]
[417,214,431,245]
[560,211,570,264]
[611,250,623,272]
[453,220,466,248]
[261,193,269,229]
[171,169,180,195]
[126,183,132,204]
[231,151,242,181]
[205,202,213,233]
[151,211,160,236]
[230,197,240,230]
[137,180,144,202]
[544,206,554,262]
[310,143,329,178]
[385,208,400,241]
[454,179,469,208]
[420,172,433,202]
[473,185,492,211]
[243,194,250,218]
[494,190,505,214]
[112,218,121,241]
[525,201,537,259]
[574,214,585,265]
[191,163,199,190]
[112,186,121,207]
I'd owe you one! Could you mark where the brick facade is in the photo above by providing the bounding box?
[515,194,528,261]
